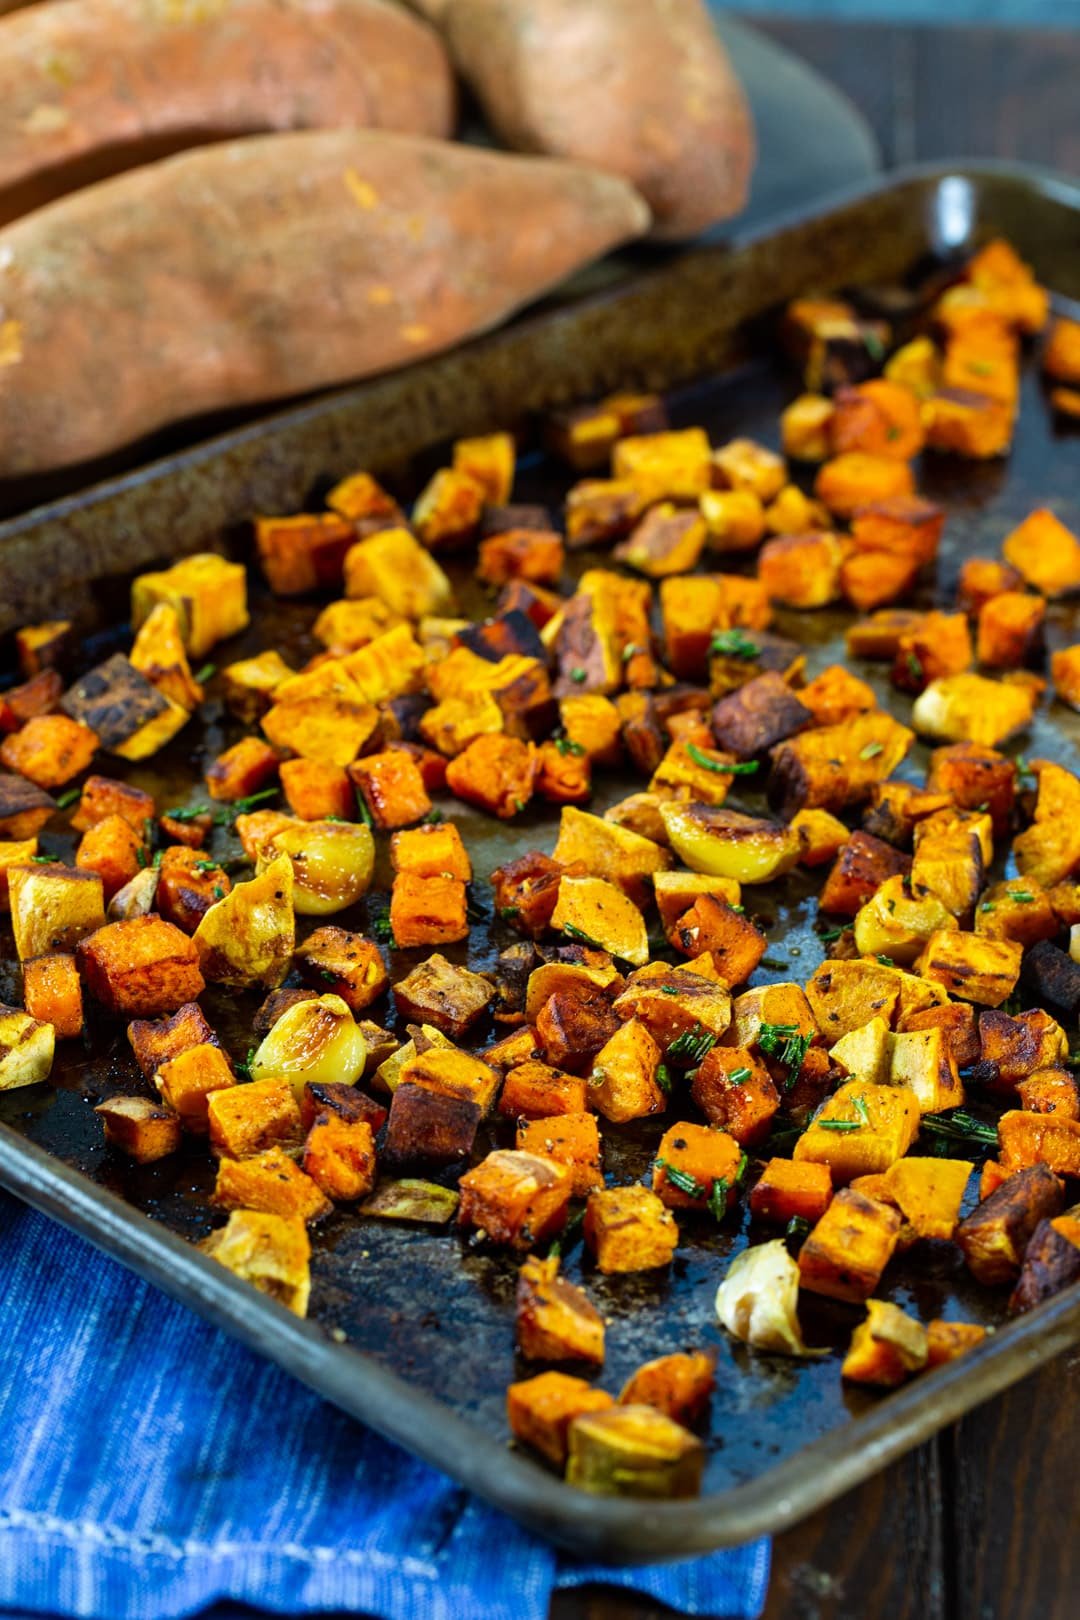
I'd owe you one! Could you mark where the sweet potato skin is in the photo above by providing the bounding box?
[443,0,753,240]
[0,0,455,221]
[0,129,649,475]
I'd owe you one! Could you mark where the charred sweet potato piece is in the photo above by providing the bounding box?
[709,672,812,759]
[615,504,706,578]
[389,872,469,948]
[507,1372,613,1468]
[768,712,913,820]
[899,1001,979,1070]
[926,1320,988,1368]
[154,1040,235,1132]
[299,1081,387,1137]
[618,1352,715,1424]
[814,453,914,520]
[14,620,72,680]
[537,987,621,1078]
[926,742,1016,837]
[127,1001,218,1079]
[478,529,564,589]
[1002,508,1080,597]
[70,775,154,836]
[95,1095,182,1164]
[956,1162,1064,1284]
[220,649,294,723]
[207,1077,302,1160]
[499,1061,588,1120]
[254,513,356,596]
[0,668,63,733]
[392,953,494,1039]
[841,1299,928,1387]
[749,1158,833,1226]
[154,847,230,934]
[585,1185,678,1273]
[830,379,924,461]
[491,852,564,938]
[22,951,84,1039]
[819,831,911,917]
[850,495,944,566]
[1016,1071,1080,1118]
[973,1009,1068,1091]
[78,915,205,1017]
[516,1254,605,1364]
[757,531,843,609]
[917,931,1022,1007]
[295,926,388,1012]
[516,1113,603,1197]
[0,713,98,789]
[799,667,876,729]
[383,1081,481,1169]
[1009,1215,1080,1313]
[798,1188,902,1303]
[445,734,536,819]
[923,388,1014,459]
[691,1047,779,1146]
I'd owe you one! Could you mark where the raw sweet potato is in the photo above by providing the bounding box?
[0,0,455,224]
[0,130,649,476]
[440,0,753,240]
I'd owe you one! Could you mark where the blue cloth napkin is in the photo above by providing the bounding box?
[0,1192,769,1620]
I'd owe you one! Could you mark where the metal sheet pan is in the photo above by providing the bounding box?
[1,164,1080,1560]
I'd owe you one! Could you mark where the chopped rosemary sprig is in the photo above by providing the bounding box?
[163,802,211,823]
[785,1215,811,1255]
[920,1109,998,1152]
[547,1208,585,1259]
[194,662,216,685]
[728,1067,752,1085]
[685,742,759,776]
[655,1062,672,1094]
[667,1024,718,1066]
[709,628,759,661]
[859,741,884,760]
[554,735,585,756]
[656,1159,706,1200]
[708,1178,729,1221]
[220,788,279,820]
[758,1022,812,1089]
[55,787,81,810]
[561,922,604,951]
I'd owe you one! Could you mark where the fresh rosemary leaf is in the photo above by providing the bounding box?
[656,1158,706,1200]
[685,742,759,776]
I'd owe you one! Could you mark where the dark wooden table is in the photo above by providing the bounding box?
[557,19,1080,1620]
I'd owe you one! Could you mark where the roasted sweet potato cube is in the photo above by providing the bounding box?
[841,1299,928,1387]
[1002,508,1080,597]
[749,1158,833,1225]
[790,808,850,868]
[458,1149,571,1249]
[587,1018,665,1124]
[154,847,231,934]
[691,1047,779,1146]
[22,952,83,1038]
[564,477,648,549]
[8,863,105,960]
[206,1077,302,1159]
[923,388,1014,459]
[74,814,144,901]
[956,1162,1064,1284]
[926,742,1015,837]
[411,466,484,551]
[78,915,205,1016]
[585,1185,678,1273]
[794,1081,920,1183]
[131,553,248,658]
[15,619,72,679]
[325,469,404,529]
[155,1040,235,1131]
[840,547,920,612]
[295,926,388,1012]
[262,694,380,769]
[998,1110,1080,1177]
[1016,1071,1080,1118]
[617,1352,716,1425]
[0,713,98,789]
[343,526,453,620]
[1043,316,1080,383]
[888,1024,965,1114]
[652,1122,743,1214]
[350,750,431,830]
[445,734,536,820]
[709,672,812,760]
[537,988,621,1078]
[957,557,1023,616]
[829,379,924,461]
[69,776,152,836]
[892,611,973,694]
[390,822,471,882]
[302,1113,376,1203]
[0,838,39,909]
[976,591,1045,669]
[516,1113,603,1197]
[278,758,353,823]
[254,512,356,595]
[392,955,493,1040]
[221,650,294,722]
[926,1319,988,1368]
[507,1371,613,1467]
[516,1254,605,1364]
[798,1188,902,1303]
[389,872,468,949]
[973,1008,1068,1091]
[899,1001,979,1070]
[798,666,877,729]
[213,1145,332,1224]
[383,1081,481,1169]
[1009,1215,1080,1313]
[95,1095,182,1163]
[397,1045,498,1114]
[127,1000,217,1078]
[612,503,705,579]
[850,495,944,565]
[552,807,669,909]
[611,427,711,503]
[478,528,564,589]
[882,1157,972,1241]
[671,896,765,985]
[768,712,914,821]
[204,736,280,804]
[700,489,765,553]
[917,931,1022,1007]
[498,1061,588,1120]
[814,453,914,520]
[781,393,835,460]
[567,1403,705,1498]
[819,831,911,917]
[201,1209,311,1316]
[757,531,842,609]
[0,668,63,732]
